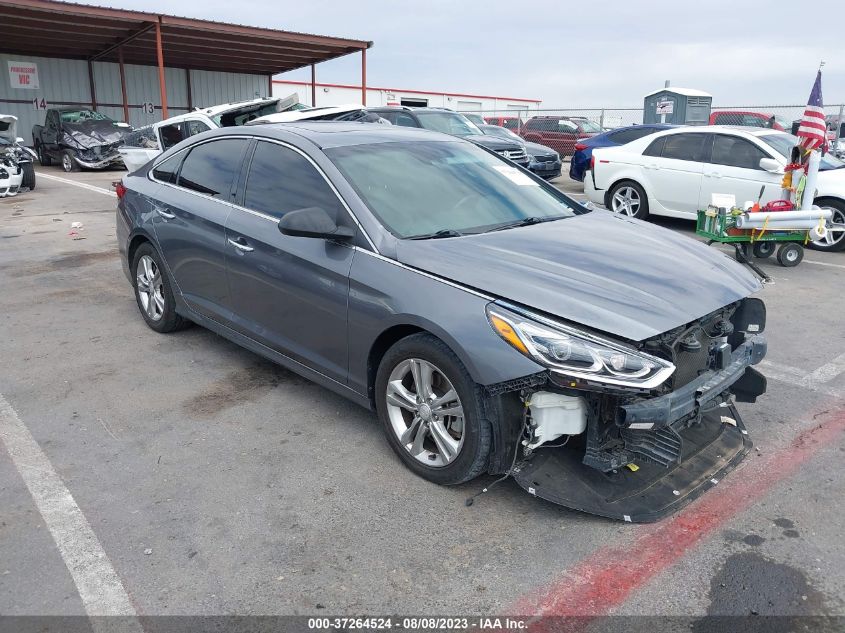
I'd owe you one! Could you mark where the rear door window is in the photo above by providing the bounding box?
[152,153,182,184]
[177,138,249,198]
[710,135,768,170]
[642,136,666,157]
[242,141,347,222]
[660,134,707,162]
[609,127,658,144]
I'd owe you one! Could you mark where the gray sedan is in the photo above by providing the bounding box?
[116,123,768,521]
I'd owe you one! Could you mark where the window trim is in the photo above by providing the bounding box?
[148,135,378,253]
[174,135,250,200]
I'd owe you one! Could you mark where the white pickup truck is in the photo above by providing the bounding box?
[118,95,302,172]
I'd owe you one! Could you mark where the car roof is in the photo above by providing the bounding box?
[196,96,282,117]
[231,121,456,149]
[653,125,787,136]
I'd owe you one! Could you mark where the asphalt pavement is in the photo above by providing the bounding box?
[0,166,843,628]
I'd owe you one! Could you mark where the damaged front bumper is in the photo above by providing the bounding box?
[509,334,767,522]
[73,151,124,170]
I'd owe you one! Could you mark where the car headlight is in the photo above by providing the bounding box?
[487,304,675,389]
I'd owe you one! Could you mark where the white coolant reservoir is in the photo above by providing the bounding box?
[526,392,587,449]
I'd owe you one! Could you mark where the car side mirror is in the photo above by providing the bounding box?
[278,206,355,240]
[759,157,782,173]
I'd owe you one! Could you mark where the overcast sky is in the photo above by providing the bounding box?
[79,0,844,108]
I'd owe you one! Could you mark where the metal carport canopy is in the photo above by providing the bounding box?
[0,0,373,115]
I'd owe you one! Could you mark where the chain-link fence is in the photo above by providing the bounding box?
[461,105,845,156]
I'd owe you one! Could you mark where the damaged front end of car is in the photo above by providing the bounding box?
[484,298,767,522]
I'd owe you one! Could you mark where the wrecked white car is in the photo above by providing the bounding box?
[118,95,304,172]
[1,114,36,192]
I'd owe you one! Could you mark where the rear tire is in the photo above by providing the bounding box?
[131,243,189,333]
[776,243,803,267]
[61,150,80,173]
[608,180,649,219]
[807,199,845,252]
[375,333,491,486]
[752,242,774,259]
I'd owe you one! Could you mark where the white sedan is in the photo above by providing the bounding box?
[585,126,845,251]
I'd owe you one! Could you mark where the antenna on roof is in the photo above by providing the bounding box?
[665,79,671,88]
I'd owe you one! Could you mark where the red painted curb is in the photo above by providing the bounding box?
[508,408,845,623]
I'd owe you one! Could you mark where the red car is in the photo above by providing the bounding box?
[709,110,790,131]
[483,115,524,131]
[518,116,601,157]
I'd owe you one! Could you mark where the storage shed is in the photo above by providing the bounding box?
[0,0,372,137]
[643,87,712,126]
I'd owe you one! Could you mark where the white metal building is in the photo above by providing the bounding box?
[0,0,371,141]
[272,79,541,113]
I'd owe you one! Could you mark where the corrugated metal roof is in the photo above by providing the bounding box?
[0,0,372,75]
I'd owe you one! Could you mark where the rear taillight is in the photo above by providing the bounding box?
[574,143,587,151]
[113,181,127,199]
[590,155,595,171]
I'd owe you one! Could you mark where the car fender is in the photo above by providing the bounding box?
[347,248,544,396]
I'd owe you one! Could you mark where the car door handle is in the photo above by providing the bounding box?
[156,208,176,220]
[705,172,722,178]
[228,237,254,253]
[645,163,659,170]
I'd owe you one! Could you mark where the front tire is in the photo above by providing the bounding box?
[61,150,80,173]
[608,180,649,219]
[21,162,36,190]
[36,143,52,167]
[131,243,188,333]
[375,333,491,485]
[807,199,845,252]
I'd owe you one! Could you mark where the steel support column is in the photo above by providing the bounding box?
[118,46,129,123]
[311,64,317,106]
[155,17,168,118]
[87,60,97,110]
[361,49,367,105]
[186,68,193,110]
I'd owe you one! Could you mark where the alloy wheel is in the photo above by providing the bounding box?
[61,153,73,172]
[811,207,845,250]
[611,186,641,216]
[385,358,465,467]
[136,255,165,321]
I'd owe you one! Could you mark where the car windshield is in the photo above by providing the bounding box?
[482,125,523,143]
[575,119,602,133]
[759,133,845,171]
[326,140,579,239]
[413,111,482,137]
[60,109,111,123]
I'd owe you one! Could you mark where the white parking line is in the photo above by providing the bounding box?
[37,172,117,198]
[806,351,845,384]
[0,393,141,626]
[761,360,844,398]
[804,259,845,270]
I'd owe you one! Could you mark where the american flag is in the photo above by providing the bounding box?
[796,71,826,150]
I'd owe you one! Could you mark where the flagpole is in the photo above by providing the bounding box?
[801,151,821,210]
[799,63,825,211]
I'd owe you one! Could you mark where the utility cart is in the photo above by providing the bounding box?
[696,207,824,282]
